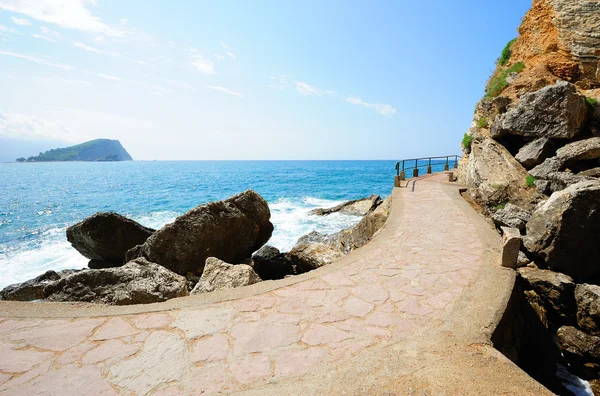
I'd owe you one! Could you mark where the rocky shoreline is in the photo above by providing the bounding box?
[458,0,600,392]
[0,192,390,305]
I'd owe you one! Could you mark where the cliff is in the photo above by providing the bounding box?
[457,0,600,391]
[18,139,133,162]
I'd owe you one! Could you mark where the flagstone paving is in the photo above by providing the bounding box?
[0,174,541,395]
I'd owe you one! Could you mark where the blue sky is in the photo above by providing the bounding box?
[0,0,531,160]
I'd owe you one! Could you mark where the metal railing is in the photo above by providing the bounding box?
[395,155,460,178]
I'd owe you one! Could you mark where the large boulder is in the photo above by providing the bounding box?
[325,196,392,254]
[556,137,600,165]
[252,245,297,280]
[492,203,532,231]
[517,267,576,328]
[557,326,600,379]
[530,157,563,179]
[288,243,344,272]
[515,138,556,169]
[126,190,273,276]
[0,270,79,301]
[545,172,596,194]
[524,180,600,282]
[1,259,189,305]
[576,284,600,336]
[296,231,328,245]
[191,257,261,294]
[309,195,382,216]
[491,81,588,140]
[66,212,154,265]
[580,167,600,178]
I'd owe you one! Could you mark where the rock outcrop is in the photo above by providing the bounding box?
[126,190,273,276]
[491,81,587,140]
[191,257,261,294]
[557,326,600,379]
[309,195,383,216]
[492,203,532,232]
[576,284,600,336]
[0,270,79,301]
[66,212,154,266]
[524,181,600,281]
[288,243,344,272]
[515,138,556,169]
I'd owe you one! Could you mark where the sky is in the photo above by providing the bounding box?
[0,0,532,161]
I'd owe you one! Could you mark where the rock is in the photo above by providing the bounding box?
[43,258,188,305]
[0,270,79,301]
[490,81,588,140]
[126,190,273,276]
[515,138,556,169]
[501,227,521,269]
[556,137,600,164]
[191,257,261,294]
[534,179,551,196]
[546,171,595,194]
[325,196,392,254]
[517,251,531,268]
[66,212,154,264]
[252,246,297,280]
[524,180,600,282]
[557,326,600,379]
[576,284,600,336]
[530,157,563,179]
[517,267,575,327]
[309,195,383,216]
[492,203,532,231]
[288,243,344,272]
[580,167,600,178]
[88,259,122,269]
[296,231,328,245]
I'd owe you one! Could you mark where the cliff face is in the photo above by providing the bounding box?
[458,0,600,390]
[21,139,133,162]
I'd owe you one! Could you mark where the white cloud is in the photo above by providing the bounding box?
[214,54,225,60]
[0,49,72,70]
[93,35,105,44]
[268,75,288,91]
[73,41,120,56]
[32,26,61,42]
[294,81,335,97]
[60,79,93,86]
[0,24,16,34]
[220,41,229,50]
[0,0,126,37]
[345,96,397,116]
[11,16,30,25]
[158,77,195,92]
[208,85,243,98]
[167,40,176,48]
[89,72,171,94]
[191,55,215,75]
[0,110,82,142]
[93,72,123,82]
[226,51,236,60]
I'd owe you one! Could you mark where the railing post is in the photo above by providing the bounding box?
[427,157,432,174]
[444,156,449,171]
[402,160,405,171]
[454,155,458,169]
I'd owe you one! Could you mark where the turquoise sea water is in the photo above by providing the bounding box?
[0,160,453,288]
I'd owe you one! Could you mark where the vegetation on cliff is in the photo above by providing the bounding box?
[18,139,133,162]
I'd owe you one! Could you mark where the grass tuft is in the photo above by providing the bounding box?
[485,62,526,98]
[462,133,473,150]
[587,97,599,107]
[498,38,517,66]
[477,117,489,128]
[526,175,536,188]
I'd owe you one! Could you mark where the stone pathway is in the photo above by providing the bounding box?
[0,174,491,395]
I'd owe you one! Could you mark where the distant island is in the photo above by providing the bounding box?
[16,139,133,162]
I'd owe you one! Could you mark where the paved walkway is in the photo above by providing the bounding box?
[0,174,550,395]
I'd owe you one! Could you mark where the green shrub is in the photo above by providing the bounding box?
[498,38,517,66]
[477,117,489,128]
[526,175,536,188]
[462,133,473,150]
[587,97,599,107]
[495,203,506,211]
[486,62,526,98]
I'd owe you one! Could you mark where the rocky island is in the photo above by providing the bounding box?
[16,138,132,162]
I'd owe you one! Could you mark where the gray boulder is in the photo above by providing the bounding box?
[530,157,563,179]
[580,167,600,178]
[252,245,297,280]
[309,195,382,216]
[515,138,556,169]
[490,81,588,140]
[524,180,600,282]
[492,203,532,231]
[556,137,600,164]
[43,258,188,305]
[576,284,600,336]
[296,231,328,245]
[126,190,273,276]
[191,257,261,294]
[557,326,600,379]
[0,270,79,301]
[66,212,154,265]
[288,243,344,272]
[517,267,575,327]
[546,172,596,194]
[517,251,531,267]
